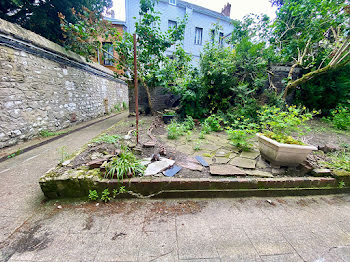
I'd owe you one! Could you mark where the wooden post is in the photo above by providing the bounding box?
[133,34,139,144]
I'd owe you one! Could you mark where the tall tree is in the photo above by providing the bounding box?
[0,0,112,43]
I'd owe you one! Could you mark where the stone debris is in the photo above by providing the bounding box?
[214,157,230,164]
[318,144,338,153]
[61,160,71,167]
[151,154,160,162]
[240,150,260,160]
[91,152,104,160]
[229,153,238,159]
[311,168,332,176]
[144,158,175,176]
[229,157,256,169]
[245,170,274,178]
[256,158,269,168]
[143,141,155,148]
[178,162,203,171]
[141,158,152,167]
[210,165,246,176]
[86,158,106,169]
[164,165,182,177]
[202,157,214,165]
[215,149,230,157]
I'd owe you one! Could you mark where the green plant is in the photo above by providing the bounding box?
[113,104,122,112]
[101,188,111,203]
[57,146,73,163]
[199,132,205,139]
[322,149,350,172]
[119,186,126,193]
[258,105,318,144]
[105,146,145,180]
[339,181,346,189]
[193,141,201,151]
[40,130,68,137]
[122,102,128,110]
[183,116,195,130]
[226,128,255,151]
[327,105,350,130]
[88,190,99,201]
[112,186,127,198]
[7,149,22,159]
[167,120,185,140]
[204,115,223,132]
[164,110,176,116]
[92,134,120,144]
[201,121,212,134]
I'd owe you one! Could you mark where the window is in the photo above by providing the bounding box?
[194,27,203,45]
[169,0,176,5]
[102,42,113,66]
[219,32,224,46]
[168,20,177,29]
[210,29,215,42]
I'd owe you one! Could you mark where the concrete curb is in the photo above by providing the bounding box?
[0,112,127,163]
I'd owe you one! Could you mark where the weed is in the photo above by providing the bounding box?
[167,120,185,139]
[193,141,201,151]
[92,134,120,144]
[88,190,99,201]
[199,132,205,139]
[7,149,22,159]
[339,181,346,189]
[101,189,111,202]
[40,130,68,137]
[204,115,223,132]
[326,105,350,130]
[226,128,254,151]
[113,104,122,112]
[57,146,73,163]
[105,146,145,180]
[122,102,128,110]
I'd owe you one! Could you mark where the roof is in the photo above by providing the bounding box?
[104,17,127,26]
[160,0,232,23]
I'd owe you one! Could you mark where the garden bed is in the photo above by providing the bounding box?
[39,115,350,199]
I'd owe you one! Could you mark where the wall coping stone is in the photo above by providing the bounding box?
[0,18,125,84]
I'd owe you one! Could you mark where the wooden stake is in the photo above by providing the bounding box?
[133,34,139,144]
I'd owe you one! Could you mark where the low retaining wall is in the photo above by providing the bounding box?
[0,18,128,148]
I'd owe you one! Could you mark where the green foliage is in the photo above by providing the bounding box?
[88,190,99,201]
[193,141,201,151]
[101,189,111,203]
[122,102,128,110]
[339,181,346,189]
[113,104,122,112]
[295,65,350,115]
[326,105,350,130]
[183,116,195,131]
[226,128,255,151]
[57,146,74,163]
[322,146,350,172]
[163,110,176,116]
[92,134,120,144]
[1,0,112,44]
[167,120,185,140]
[105,146,145,180]
[258,105,318,144]
[204,115,223,132]
[200,121,212,135]
[40,130,68,137]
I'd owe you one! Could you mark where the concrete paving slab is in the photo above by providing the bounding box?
[260,253,303,262]
[229,157,256,169]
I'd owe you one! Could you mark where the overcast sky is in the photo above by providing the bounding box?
[111,0,277,21]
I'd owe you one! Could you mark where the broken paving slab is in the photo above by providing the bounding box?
[229,157,256,169]
[200,143,222,152]
[144,158,175,176]
[240,150,260,160]
[178,162,203,171]
[164,165,182,177]
[202,157,214,165]
[210,165,246,176]
[245,170,274,178]
[311,168,332,177]
[215,149,231,157]
[214,157,230,164]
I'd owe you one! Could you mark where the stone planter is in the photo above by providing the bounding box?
[256,133,317,167]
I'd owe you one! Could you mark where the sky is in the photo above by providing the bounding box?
[111,0,277,21]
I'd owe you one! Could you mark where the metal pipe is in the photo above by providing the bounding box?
[133,34,139,144]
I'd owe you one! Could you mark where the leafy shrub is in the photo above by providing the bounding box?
[326,105,350,130]
[322,148,350,172]
[226,128,255,151]
[114,104,121,112]
[167,121,185,139]
[122,102,128,110]
[183,116,195,130]
[204,115,223,132]
[258,105,318,144]
[200,121,212,134]
[295,64,350,116]
[88,190,99,201]
[101,189,111,203]
[105,146,145,180]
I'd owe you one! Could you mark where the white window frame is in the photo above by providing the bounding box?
[194,27,203,45]
[169,0,176,5]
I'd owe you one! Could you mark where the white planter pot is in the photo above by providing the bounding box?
[256,133,317,167]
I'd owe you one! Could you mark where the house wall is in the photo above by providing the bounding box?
[125,0,233,66]
[0,18,128,148]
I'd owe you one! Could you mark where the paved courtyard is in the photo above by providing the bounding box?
[1,113,350,262]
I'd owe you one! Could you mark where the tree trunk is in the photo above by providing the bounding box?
[143,83,154,115]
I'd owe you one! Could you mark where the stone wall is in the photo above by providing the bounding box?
[0,18,128,148]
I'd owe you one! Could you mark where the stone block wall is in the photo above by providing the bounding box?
[0,18,128,148]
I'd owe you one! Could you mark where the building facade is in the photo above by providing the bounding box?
[125,0,233,66]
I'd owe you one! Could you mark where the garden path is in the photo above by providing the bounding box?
[0,112,128,244]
